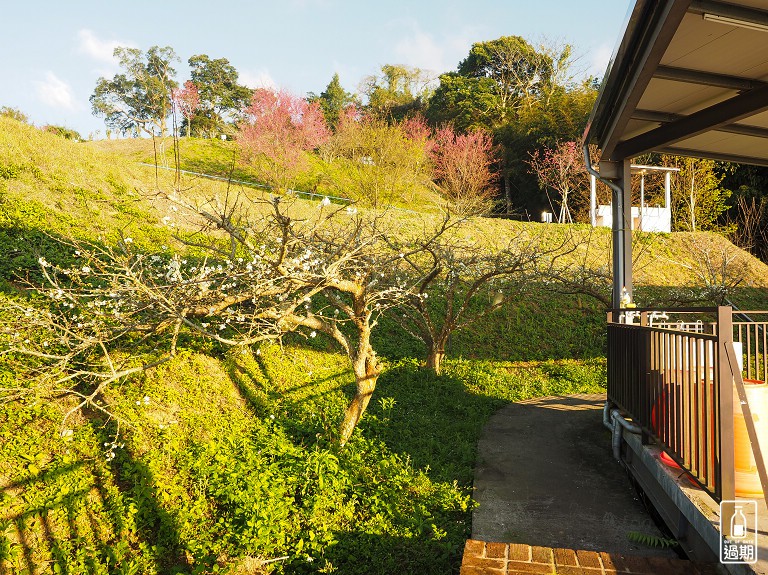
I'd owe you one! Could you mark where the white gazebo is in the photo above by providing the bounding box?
[590,164,680,232]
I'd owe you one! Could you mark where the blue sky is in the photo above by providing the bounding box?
[1,1,631,138]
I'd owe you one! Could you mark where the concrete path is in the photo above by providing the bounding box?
[471,394,679,556]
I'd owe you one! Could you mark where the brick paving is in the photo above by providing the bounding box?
[460,540,719,575]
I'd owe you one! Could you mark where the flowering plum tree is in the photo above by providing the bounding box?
[0,194,452,445]
[239,88,330,192]
[392,224,574,373]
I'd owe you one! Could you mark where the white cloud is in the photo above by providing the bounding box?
[240,68,278,90]
[393,22,475,75]
[77,29,133,64]
[35,71,77,111]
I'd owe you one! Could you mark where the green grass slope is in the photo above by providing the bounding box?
[1,117,767,574]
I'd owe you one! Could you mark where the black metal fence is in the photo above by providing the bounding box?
[606,307,768,502]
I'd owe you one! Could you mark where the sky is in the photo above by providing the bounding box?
[0,1,633,138]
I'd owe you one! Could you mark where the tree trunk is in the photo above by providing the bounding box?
[426,347,446,375]
[338,363,379,446]
[504,170,513,215]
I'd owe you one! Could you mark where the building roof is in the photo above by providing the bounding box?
[583,0,768,167]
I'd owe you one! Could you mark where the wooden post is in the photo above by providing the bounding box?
[726,330,768,510]
[717,306,736,513]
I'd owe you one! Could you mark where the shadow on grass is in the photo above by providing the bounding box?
[364,362,506,486]
[0,456,175,575]
[323,531,461,575]
[0,424,191,574]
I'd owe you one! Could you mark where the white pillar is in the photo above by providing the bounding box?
[639,174,645,231]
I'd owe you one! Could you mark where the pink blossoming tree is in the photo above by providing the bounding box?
[239,88,330,192]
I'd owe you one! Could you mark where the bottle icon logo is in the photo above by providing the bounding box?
[731,506,747,539]
[721,500,758,564]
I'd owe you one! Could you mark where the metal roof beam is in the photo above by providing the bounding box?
[633,109,768,138]
[689,0,768,29]
[658,146,768,167]
[589,0,692,159]
[613,84,768,159]
[654,65,766,90]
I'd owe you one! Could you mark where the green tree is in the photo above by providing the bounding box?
[41,125,83,141]
[496,80,597,213]
[0,106,29,123]
[426,74,499,132]
[426,37,595,214]
[90,46,178,137]
[662,155,731,231]
[187,54,252,137]
[718,163,768,262]
[319,112,431,207]
[310,73,357,130]
[362,64,433,121]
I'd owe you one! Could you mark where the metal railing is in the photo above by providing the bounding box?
[607,307,768,504]
[734,311,768,383]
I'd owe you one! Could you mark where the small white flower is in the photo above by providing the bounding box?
[345,206,358,215]
[81,266,91,274]
[123,237,133,244]
[143,396,150,405]
[310,331,317,338]
[256,348,261,356]
[319,196,331,207]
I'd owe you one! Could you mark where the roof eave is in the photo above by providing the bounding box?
[583,0,692,161]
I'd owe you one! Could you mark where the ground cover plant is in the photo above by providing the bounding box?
[2,113,768,575]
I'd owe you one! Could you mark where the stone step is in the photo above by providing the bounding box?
[460,540,719,575]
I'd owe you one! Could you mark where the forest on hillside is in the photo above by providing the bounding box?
[10,34,766,262]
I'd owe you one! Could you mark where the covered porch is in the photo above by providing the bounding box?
[583,0,768,571]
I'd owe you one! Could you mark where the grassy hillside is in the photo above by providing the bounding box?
[1,117,767,574]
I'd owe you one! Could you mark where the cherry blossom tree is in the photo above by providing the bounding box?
[239,88,330,192]
[527,140,588,223]
[172,80,200,137]
[431,125,497,215]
